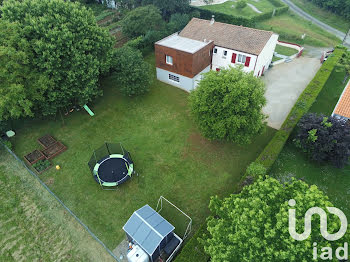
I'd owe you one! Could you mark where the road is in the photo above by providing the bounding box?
[281,0,347,41]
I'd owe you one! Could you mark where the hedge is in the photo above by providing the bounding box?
[190,0,289,27]
[253,47,345,173]
[174,223,210,262]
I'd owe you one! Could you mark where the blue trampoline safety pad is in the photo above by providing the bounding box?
[123,205,175,255]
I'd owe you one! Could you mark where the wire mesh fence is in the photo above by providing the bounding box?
[0,142,120,262]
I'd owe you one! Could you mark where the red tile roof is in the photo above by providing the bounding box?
[334,80,350,119]
[179,18,274,55]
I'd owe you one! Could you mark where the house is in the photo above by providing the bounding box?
[155,17,279,92]
[332,79,350,121]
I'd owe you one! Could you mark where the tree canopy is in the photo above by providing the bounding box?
[1,0,114,116]
[110,46,151,96]
[143,0,191,19]
[120,5,165,39]
[189,67,266,145]
[202,176,350,262]
[0,20,50,120]
[294,113,350,168]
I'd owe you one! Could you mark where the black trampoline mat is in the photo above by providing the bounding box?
[98,157,129,183]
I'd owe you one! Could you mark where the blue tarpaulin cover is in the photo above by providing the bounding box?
[123,205,175,255]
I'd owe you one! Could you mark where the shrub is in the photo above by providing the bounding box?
[189,67,266,145]
[294,113,350,168]
[32,159,51,172]
[120,5,165,38]
[0,139,12,150]
[110,46,152,96]
[236,0,247,9]
[174,223,210,262]
[246,161,267,176]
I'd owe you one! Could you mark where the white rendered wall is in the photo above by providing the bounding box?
[156,66,210,92]
[211,46,257,74]
[254,34,279,76]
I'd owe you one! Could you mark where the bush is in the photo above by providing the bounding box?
[253,47,345,173]
[246,162,267,176]
[120,5,165,38]
[0,139,12,150]
[32,159,51,172]
[236,0,247,9]
[110,46,152,96]
[174,223,210,262]
[189,67,266,145]
[294,113,350,168]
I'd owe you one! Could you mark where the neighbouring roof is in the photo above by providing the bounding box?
[179,18,274,55]
[123,205,175,256]
[333,80,350,119]
[155,33,210,54]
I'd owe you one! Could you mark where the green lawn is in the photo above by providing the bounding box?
[290,0,350,33]
[257,11,341,47]
[270,67,350,217]
[0,148,115,261]
[10,54,276,249]
[199,0,276,18]
[275,44,298,56]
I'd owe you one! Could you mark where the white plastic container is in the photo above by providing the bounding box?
[127,245,150,262]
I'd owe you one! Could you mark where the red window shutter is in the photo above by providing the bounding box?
[245,56,251,67]
[216,68,221,71]
[231,53,237,64]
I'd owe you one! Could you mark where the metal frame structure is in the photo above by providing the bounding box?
[156,196,192,262]
[156,196,192,241]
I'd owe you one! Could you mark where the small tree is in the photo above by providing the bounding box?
[202,176,350,261]
[167,13,191,33]
[294,113,350,168]
[120,5,165,39]
[236,0,247,9]
[189,67,266,145]
[337,50,350,84]
[110,46,151,96]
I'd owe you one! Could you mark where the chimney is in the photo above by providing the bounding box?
[210,15,215,25]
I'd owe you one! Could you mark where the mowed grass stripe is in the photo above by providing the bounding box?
[0,148,115,261]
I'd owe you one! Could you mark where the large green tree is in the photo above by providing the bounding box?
[189,67,266,145]
[142,0,191,19]
[1,0,114,116]
[120,5,165,39]
[202,176,350,262]
[0,20,50,120]
[110,46,151,96]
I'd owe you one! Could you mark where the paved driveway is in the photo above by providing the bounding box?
[262,56,322,129]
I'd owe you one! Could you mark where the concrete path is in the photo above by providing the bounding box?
[262,55,322,129]
[112,239,129,262]
[247,3,262,13]
[190,0,230,6]
[281,0,345,40]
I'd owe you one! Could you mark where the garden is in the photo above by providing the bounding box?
[9,54,275,249]
[1,0,349,260]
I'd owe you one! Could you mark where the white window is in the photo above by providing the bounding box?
[237,54,247,64]
[169,74,179,83]
[213,48,217,54]
[166,55,173,65]
[223,50,227,58]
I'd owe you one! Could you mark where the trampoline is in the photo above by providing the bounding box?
[88,143,134,188]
